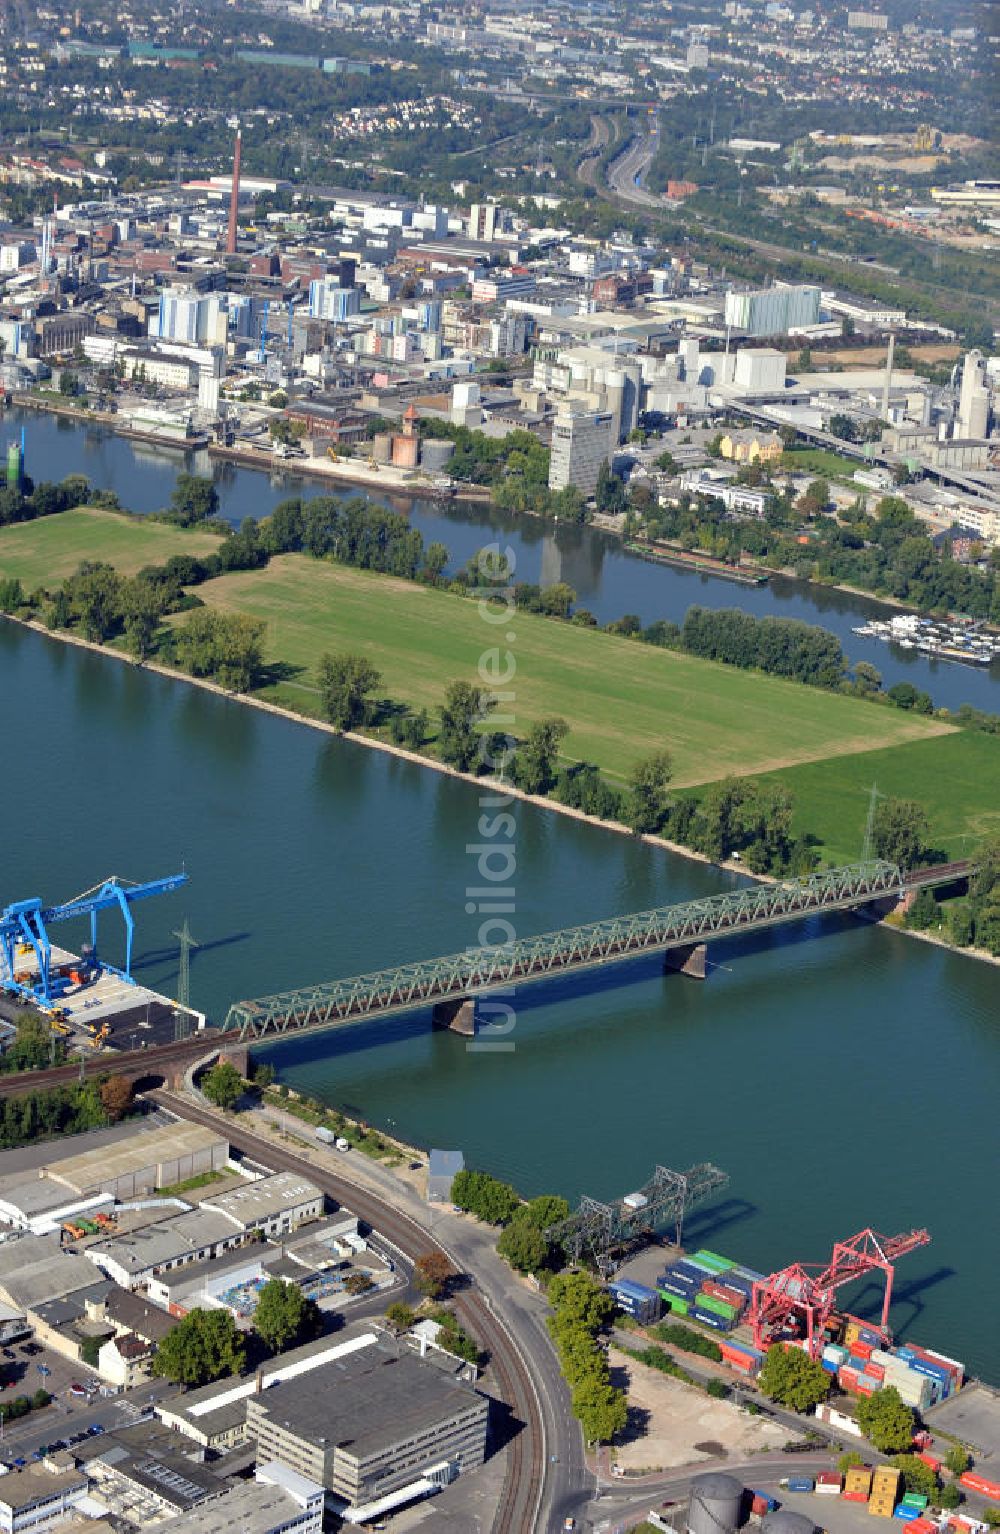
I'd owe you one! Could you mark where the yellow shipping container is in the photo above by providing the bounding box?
[846,1469,873,1495]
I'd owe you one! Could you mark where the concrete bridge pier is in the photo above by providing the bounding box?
[663,942,708,979]
[432,996,477,1035]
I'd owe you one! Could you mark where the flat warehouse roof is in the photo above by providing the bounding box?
[47,1124,227,1194]
[249,1347,486,1459]
[202,1171,322,1224]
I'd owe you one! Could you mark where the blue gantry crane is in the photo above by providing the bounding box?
[0,874,188,1007]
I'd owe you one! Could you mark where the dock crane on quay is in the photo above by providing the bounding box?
[0,874,188,1008]
[749,1226,931,1360]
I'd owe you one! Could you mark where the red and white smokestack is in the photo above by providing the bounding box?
[226,129,242,255]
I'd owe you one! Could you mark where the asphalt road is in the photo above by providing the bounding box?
[149,1089,588,1533]
[606,130,662,208]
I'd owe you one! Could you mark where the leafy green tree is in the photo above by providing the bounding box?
[438,681,495,772]
[547,1271,615,1332]
[497,1218,549,1274]
[450,1169,520,1224]
[512,718,568,795]
[758,1345,831,1411]
[706,1377,728,1399]
[384,1302,415,1332]
[66,561,123,643]
[856,1386,915,1452]
[120,577,165,660]
[316,651,381,731]
[944,1446,971,1477]
[201,1061,245,1110]
[572,1375,628,1443]
[891,1455,940,1502]
[872,797,930,870]
[4,1012,57,1073]
[58,369,81,397]
[168,474,219,526]
[421,542,449,583]
[906,889,938,930]
[0,577,24,613]
[839,1451,865,1473]
[625,751,673,834]
[153,1309,246,1386]
[254,1279,323,1353]
[854,661,883,694]
[174,611,264,692]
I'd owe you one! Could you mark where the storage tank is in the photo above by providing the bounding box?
[761,1512,816,1534]
[689,1472,743,1534]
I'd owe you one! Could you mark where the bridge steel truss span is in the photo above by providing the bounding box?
[545,1163,731,1276]
[226,860,905,1041]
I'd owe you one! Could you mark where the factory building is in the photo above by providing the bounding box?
[0,1469,88,1533]
[200,1172,323,1238]
[155,1466,324,1534]
[724,284,820,337]
[245,1341,488,1518]
[958,350,990,440]
[43,1123,227,1201]
[548,408,615,496]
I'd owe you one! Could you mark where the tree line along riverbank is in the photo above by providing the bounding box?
[1,481,999,955]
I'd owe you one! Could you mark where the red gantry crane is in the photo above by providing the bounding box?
[750,1226,931,1360]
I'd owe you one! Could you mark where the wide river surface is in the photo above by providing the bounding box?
[3,621,997,1381]
[5,405,1000,713]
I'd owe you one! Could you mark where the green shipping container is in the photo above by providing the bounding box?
[698,1294,738,1321]
[658,1291,690,1314]
[902,1497,928,1509]
[692,1250,735,1273]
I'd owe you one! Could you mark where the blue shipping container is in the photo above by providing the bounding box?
[821,1359,838,1373]
[894,1508,918,1522]
[691,1307,734,1333]
[788,1479,815,1493]
[660,1270,699,1292]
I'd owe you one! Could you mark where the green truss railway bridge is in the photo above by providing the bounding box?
[226,859,971,1043]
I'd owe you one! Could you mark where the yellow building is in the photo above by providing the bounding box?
[719,430,784,465]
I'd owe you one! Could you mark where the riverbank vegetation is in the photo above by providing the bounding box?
[3,499,999,889]
[636,488,1000,624]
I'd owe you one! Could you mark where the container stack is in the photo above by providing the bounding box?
[609,1278,662,1325]
[719,1339,765,1376]
[815,1473,843,1497]
[656,1249,760,1334]
[843,1466,873,1503]
[822,1342,849,1374]
[894,1492,929,1522]
[868,1466,901,1518]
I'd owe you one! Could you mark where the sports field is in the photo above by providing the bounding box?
[0,507,222,588]
[754,730,1000,865]
[193,555,949,788]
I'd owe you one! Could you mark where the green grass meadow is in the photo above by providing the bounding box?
[194,555,947,788]
[0,507,222,588]
[754,731,1000,865]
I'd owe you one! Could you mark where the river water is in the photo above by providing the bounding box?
[2,621,997,1381]
[6,405,1000,714]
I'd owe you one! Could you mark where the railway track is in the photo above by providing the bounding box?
[148,1090,545,1534]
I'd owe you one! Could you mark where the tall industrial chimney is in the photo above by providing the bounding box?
[881,332,895,421]
[226,129,242,256]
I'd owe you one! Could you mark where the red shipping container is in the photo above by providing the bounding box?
[916,1453,941,1472]
[866,1363,885,1383]
[908,1520,937,1534]
[843,1492,870,1503]
[752,1496,770,1515]
[960,1472,1000,1500]
[850,1341,874,1361]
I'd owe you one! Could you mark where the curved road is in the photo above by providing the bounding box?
[149,1089,591,1532]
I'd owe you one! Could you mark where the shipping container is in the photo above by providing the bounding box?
[751,1493,778,1513]
[698,1294,739,1322]
[919,1347,965,1386]
[960,1473,1000,1501]
[851,1341,875,1362]
[901,1495,928,1509]
[843,1492,870,1504]
[867,1363,885,1383]
[894,1507,919,1522]
[662,1295,690,1316]
[916,1454,941,1473]
[691,1249,736,1273]
[691,1306,734,1333]
[787,1478,815,1493]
